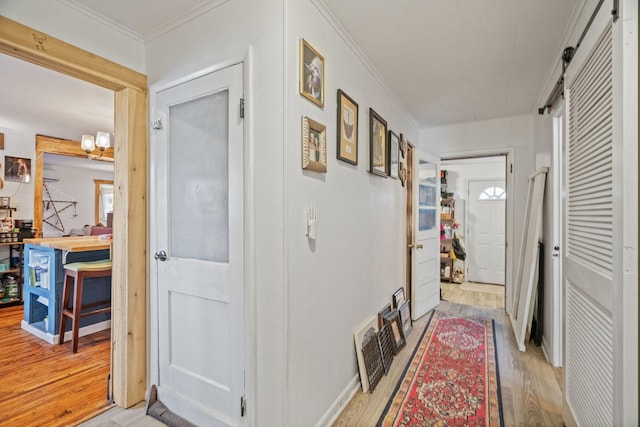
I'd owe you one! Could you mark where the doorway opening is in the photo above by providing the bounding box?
[439,155,508,311]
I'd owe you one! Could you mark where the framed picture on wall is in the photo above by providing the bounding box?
[388,130,399,179]
[369,108,387,177]
[399,133,408,159]
[299,39,325,107]
[4,156,30,183]
[302,116,327,172]
[336,89,358,165]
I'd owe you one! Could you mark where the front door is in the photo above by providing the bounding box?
[467,179,506,285]
[411,148,440,320]
[152,63,245,426]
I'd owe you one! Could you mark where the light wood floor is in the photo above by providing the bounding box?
[0,305,112,426]
[441,280,506,310]
[79,283,562,426]
[333,295,563,426]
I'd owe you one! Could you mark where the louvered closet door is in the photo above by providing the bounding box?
[563,5,616,426]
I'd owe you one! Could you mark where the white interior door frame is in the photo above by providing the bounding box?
[440,149,514,311]
[149,50,256,427]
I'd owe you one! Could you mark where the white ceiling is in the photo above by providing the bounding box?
[0,0,579,138]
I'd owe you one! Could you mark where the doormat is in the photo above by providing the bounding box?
[377,311,504,426]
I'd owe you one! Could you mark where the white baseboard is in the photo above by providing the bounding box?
[21,319,111,344]
[315,375,360,427]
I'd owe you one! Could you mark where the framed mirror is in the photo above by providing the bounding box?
[94,179,114,225]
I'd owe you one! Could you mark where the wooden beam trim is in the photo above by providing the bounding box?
[112,87,148,407]
[0,16,147,93]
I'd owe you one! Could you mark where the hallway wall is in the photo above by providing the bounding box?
[284,2,419,424]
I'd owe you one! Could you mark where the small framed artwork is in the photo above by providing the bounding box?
[383,309,406,355]
[4,156,31,183]
[399,133,408,159]
[302,116,327,172]
[0,132,4,150]
[300,39,325,107]
[336,89,358,165]
[399,164,407,187]
[388,130,399,179]
[399,300,413,338]
[392,287,405,309]
[377,303,392,329]
[369,108,387,177]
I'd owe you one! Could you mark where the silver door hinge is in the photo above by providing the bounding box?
[240,395,247,417]
[240,98,245,119]
[152,119,163,130]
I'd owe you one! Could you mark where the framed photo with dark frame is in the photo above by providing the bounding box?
[300,38,325,107]
[399,300,413,338]
[336,89,358,165]
[388,130,399,179]
[392,287,405,309]
[369,108,387,177]
[383,309,406,354]
[302,116,327,172]
[4,156,31,183]
[377,303,392,329]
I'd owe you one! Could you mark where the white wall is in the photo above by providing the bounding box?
[0,0,145,73]
[145,1,286,424]
[420,114,533,313]
[41,160,113,237]
[285,1,419,425]
[0,127,35,221]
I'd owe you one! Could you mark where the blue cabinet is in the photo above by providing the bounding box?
[22,244,111,342]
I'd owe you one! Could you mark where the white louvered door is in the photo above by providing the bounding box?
[563,5,615,426]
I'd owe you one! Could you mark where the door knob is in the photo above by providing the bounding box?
[154,250,168,261]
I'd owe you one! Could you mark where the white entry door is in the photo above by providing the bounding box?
[151,63,245,426]
[467,179,506,285]
[411,148,440,320]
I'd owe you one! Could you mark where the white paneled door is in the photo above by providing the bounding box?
[467,179,506,285]
[411,148,440,320]
[152,63,245,426]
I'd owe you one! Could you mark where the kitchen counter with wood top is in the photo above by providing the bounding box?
[23,235,112,253]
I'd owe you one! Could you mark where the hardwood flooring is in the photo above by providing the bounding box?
[78,283,563,426]
[0,305,112,427]
[333,293,563,426]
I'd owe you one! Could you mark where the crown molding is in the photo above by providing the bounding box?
[58,0,145,43]
[144,0,231,42]
[311,0,420,131]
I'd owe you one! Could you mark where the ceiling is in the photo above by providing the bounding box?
[0,0,579,137]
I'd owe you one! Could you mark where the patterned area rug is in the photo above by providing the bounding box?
[377,311,503,427]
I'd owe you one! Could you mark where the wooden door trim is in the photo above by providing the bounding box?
[0,17,148,407]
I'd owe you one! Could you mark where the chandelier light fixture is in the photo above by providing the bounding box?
[81,131,113,162]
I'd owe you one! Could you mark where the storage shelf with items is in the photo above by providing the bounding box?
[0,201,27,307]
[440,197,464,283]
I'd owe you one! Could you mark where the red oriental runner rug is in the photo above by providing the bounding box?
[377,311,503,427]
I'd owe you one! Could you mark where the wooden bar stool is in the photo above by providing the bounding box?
[58,259,112,353]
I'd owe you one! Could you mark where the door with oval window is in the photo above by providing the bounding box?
[467,179,506,285]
